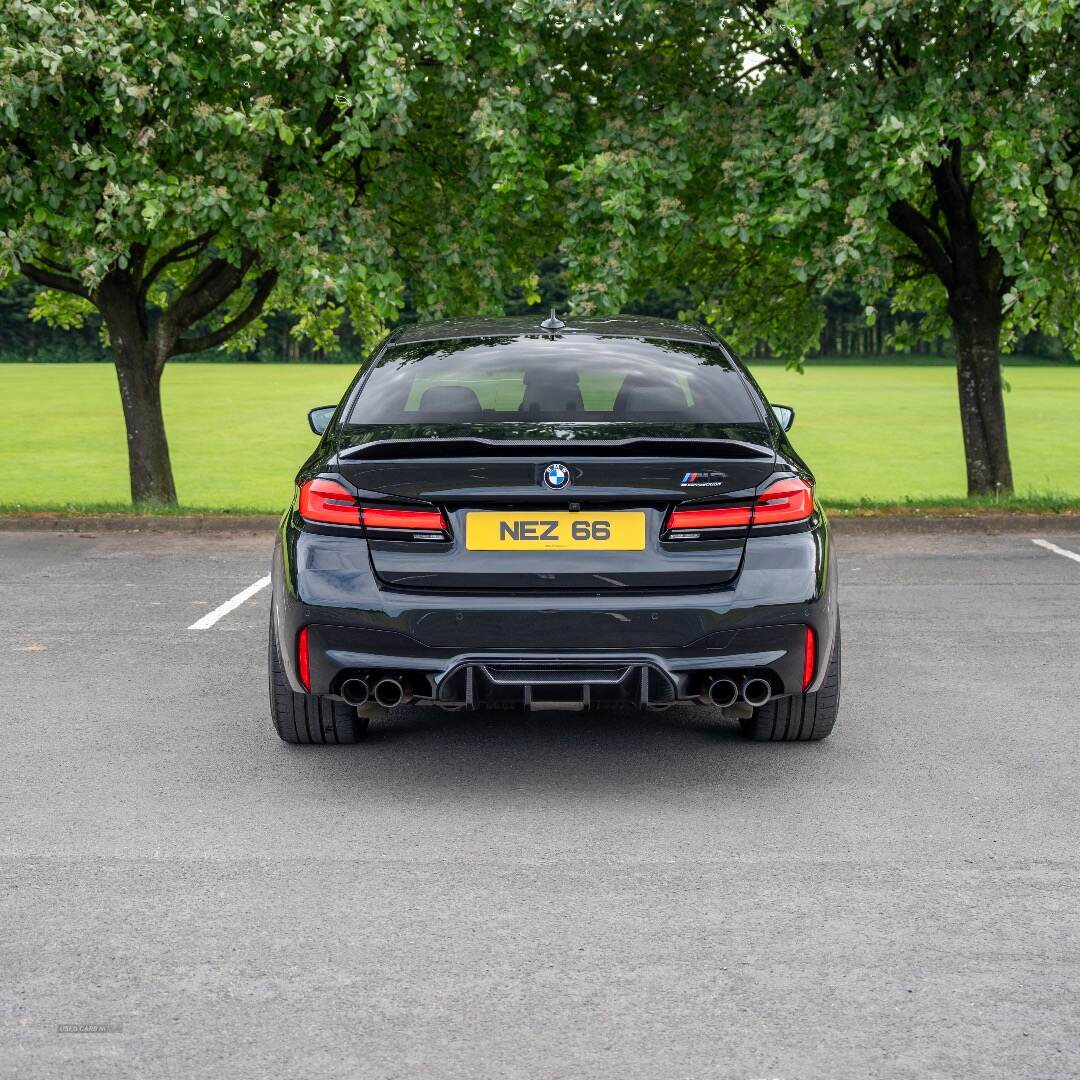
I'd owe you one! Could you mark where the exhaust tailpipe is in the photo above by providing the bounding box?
[373,676,410,708]
[340,677,370,707]
[707,677,739,708]
[741,676,772,708]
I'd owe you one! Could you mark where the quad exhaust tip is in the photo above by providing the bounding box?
[345,668,769,711]
[340,677,370,707]
[707,677,740,708]
[741,676,772,708]
[373,676,410,708]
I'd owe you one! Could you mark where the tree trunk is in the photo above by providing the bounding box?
[98,274,178,506]
[948,292,1013,497]
[112,357,177,505]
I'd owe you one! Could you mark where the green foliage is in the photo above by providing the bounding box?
[5,1,1075,368]
[0,0,595,351]
[560,1,1080,363]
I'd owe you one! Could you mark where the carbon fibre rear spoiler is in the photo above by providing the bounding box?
[336,436,774,461]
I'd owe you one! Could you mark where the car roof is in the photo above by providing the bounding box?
[389,315,719,348]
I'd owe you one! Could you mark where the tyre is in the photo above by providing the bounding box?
[268,618,370,745]
[740,626,841,742]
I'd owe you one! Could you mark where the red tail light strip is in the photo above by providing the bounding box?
[297,626,311,691]
[802,625,816,690]
[299,478,447,533]
[666,505,752,530]
[299,478,362,525]
[665,478,813,535]
[360,506,447,531]
[753,477,814,526]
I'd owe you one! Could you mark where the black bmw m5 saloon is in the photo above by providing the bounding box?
[268,314,840,744]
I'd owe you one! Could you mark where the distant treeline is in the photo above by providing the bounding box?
[0,274,1072,364]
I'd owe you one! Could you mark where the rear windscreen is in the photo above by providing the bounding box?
[345,336,764,425]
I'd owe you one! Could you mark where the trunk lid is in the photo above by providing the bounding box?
[336,438,777,591]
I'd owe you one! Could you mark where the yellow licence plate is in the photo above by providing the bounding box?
[466,511,646,551]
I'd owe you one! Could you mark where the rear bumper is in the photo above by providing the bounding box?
[271,511,838,705]
[305,621,813,706]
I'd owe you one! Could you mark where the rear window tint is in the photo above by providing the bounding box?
[346,337,763,425]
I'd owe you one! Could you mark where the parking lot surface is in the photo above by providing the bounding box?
[1,523,1078,1079]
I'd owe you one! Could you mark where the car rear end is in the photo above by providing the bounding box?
[271,319,837,718]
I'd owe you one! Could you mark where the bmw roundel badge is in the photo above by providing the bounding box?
[542,462,571,490]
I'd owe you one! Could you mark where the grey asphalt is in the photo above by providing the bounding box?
[1,524,1078,1080]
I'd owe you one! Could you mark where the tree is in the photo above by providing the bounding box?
[0,2,576,503]
[561,1,1080,496]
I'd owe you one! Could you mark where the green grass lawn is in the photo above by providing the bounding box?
[752,361,1080,506]
[1,361,1078,511]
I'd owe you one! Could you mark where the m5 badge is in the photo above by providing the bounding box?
[681,471,727,487]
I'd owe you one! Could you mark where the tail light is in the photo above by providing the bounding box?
[297,626,311,691]
[299,477,363,526]
[360,506,447,531]
[664,477,813,538]
[665,505,752,531]
[298,478,448,536]
[752,477,814,526]
[802,625,815,690]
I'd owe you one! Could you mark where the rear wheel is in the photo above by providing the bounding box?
[740,626,841,742]
[268,618,370,745]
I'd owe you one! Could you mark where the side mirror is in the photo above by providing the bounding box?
[771,403,795,431]
[308,406,336,436]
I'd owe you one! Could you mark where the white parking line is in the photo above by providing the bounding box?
[188,576,271,630]
[1031,538,1080,565]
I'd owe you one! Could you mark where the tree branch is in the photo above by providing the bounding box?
[744,1,814,78]
[164,251,257,332]
[930,143,975,237]
[36,255,75,274]
[19,263,91,300]
[924,198,951,251]
[139,230,216,301]
[887,199,955,288]
[171,270,278,356]
[777,40,814,79]
[718,57,776,87]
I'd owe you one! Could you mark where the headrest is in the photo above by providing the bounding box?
[615,383,687,413]
[417,384,483,413]
[522,368,581,386]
